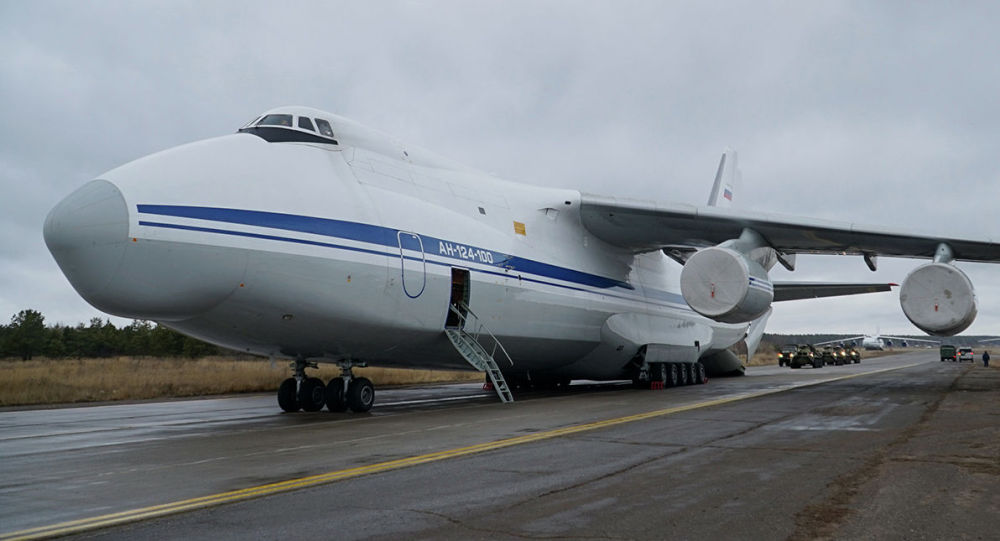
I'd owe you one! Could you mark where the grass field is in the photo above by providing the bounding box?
[0,349,923,407]
[0,357,483,407]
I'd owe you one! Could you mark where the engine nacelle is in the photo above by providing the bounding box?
[899,263,977,336]
[680,247,773,324]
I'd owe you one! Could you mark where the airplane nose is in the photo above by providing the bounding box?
[44,179,129,304]
[45,177,248,321]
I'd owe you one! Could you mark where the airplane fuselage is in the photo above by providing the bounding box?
[44,108,750,383]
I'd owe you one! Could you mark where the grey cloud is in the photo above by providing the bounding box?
[2,0,999,334]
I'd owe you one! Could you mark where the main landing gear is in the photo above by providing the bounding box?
[634,361,707,389]
[277,358,375,413]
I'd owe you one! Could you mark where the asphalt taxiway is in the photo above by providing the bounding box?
[1,352,997,540]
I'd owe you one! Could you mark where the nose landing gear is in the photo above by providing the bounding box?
[276,358,375,413]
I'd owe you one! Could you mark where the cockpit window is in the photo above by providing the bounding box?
[239,112,338,145]
[258,114,293,127]
[315,118,334,138]
[240,116,262,130]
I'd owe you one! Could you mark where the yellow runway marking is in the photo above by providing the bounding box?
[0,362,923,540]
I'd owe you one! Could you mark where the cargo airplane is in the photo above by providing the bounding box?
[43,106,1000,413]
[817,332,939,350]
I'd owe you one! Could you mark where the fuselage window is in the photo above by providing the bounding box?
[297,117,316,131]
[315,118,335,138]
[258,114,293,127]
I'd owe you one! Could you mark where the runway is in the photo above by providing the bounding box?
[2,352,997,540]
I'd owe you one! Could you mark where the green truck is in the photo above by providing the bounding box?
[789,344,822,369]
[940,344,957,362]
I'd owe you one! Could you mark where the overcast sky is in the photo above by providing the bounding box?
[2,1,998,336]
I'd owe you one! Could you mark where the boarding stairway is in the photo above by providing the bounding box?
[444,303,514,403]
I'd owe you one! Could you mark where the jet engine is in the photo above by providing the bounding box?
[680,246,773,324]
[899,262,977,336]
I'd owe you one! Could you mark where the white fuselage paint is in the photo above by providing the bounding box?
[77,113,750,380]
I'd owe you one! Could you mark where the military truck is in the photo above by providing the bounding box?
[940,344,957,362]
[820,346,844,366]
[789,344,822,369]
[777,344,798,367]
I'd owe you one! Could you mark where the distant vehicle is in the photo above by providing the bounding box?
[777,344,798,367]
[940,344,957,362]
[789,344,821,369]
[847,346,861,364]
[820,346,843,366]
[958,347,974,363]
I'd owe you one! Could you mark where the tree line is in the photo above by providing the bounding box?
[1,309,220,360]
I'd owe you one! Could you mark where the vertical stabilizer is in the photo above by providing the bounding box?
[707,149,739,208]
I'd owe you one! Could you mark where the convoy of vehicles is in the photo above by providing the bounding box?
[774,339,993,370]
[778,342,862,369]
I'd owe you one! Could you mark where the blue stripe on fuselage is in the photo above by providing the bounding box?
[137,204,636,291]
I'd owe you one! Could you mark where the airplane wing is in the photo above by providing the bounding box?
[880,335,940,345]
[579,194,1000,261]
[772,282,894,302]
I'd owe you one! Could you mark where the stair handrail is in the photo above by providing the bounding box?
[448,303,514,367]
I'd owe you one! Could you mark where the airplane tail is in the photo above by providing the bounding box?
[707,148,739,208]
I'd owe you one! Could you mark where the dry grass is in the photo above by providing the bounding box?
[0,356,483,407]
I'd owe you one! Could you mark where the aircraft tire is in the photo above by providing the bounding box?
[694,363,706,384]
[347,377,375,413]
[666,363,680,387]
[299,377,326,412]
[648,364,665,387]
[678,363,690,386]
[277,378,300,412]
[325,377,348,412]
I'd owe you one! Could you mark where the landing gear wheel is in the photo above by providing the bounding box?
[325,377,348,412]
[678,363,690,386]
[648,364,665,388]
[694,363,706,384]
[277,378,300,412]
[299,377,326,412]
[666,363,680,387]
[347,377,375,412]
